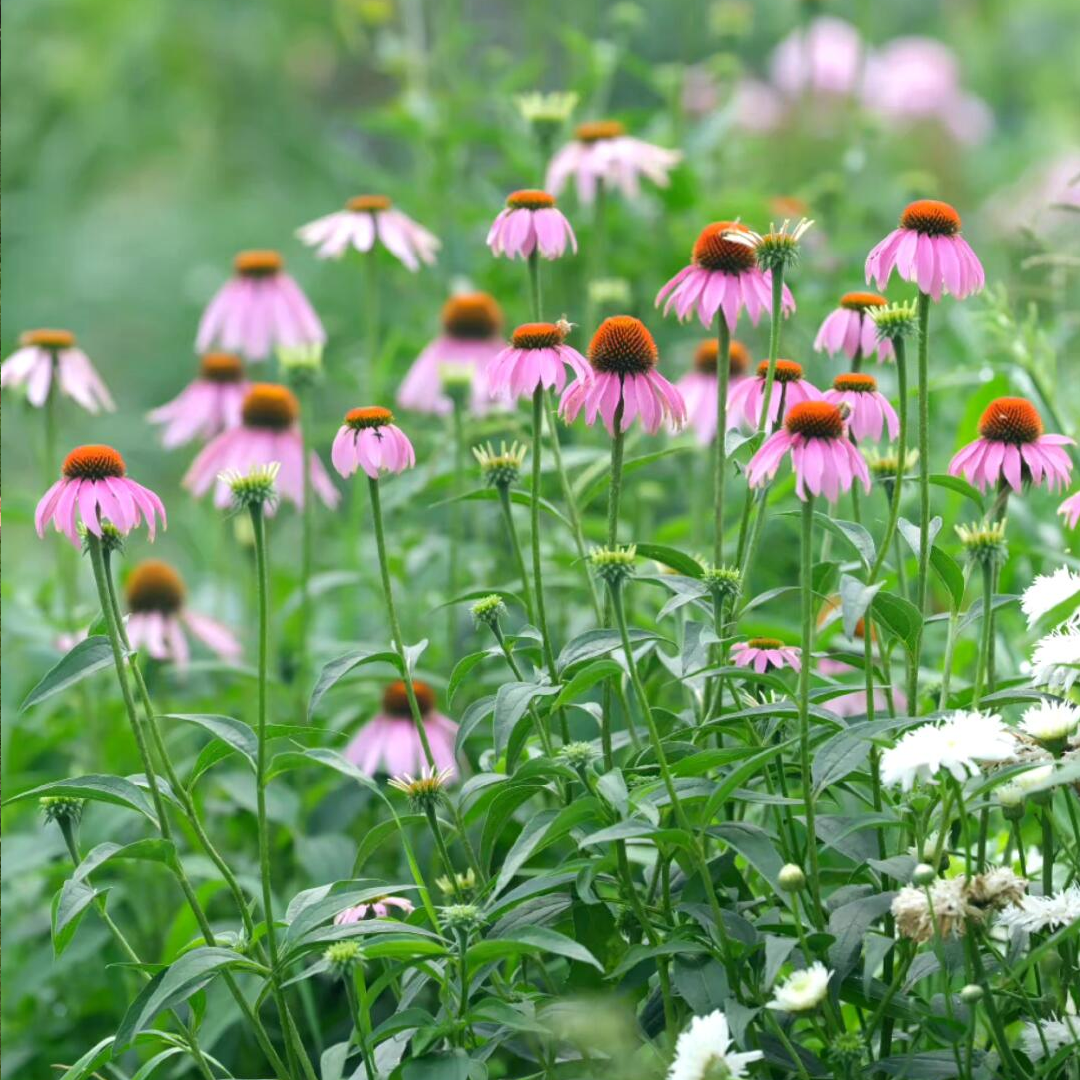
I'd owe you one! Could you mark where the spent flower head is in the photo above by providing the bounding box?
[388,765,454,809]
[470,593,507,629]
[955,519,1008,569]
[870,299,920,342]
[588,544,637,586]
[473,441,528,488]
[40,796,85,826]
[323,940,362,972]
[218,462,281,513]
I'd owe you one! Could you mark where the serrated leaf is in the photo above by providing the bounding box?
[815,513,876,567]
[929,473,985,509]
[21,636,116,711]
[447,651,492,707]
[577,446,692,510]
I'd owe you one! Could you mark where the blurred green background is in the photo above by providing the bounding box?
[3,0,1080,1075]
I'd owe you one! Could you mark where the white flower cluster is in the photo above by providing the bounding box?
[1023,567,1080,692]
[1021,566,1080,628]
[881,710,1017,790]
[998,885,1080,935]
[667,1010,763,1080]
[1021,1018,1079,1062]
[767,961,833,1012]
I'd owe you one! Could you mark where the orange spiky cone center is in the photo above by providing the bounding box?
[126,559,186,614]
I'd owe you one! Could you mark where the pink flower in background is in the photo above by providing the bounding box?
[1059,491,1080,529]
[813,293,894,363]
[148,352,249,447]
[36,445,166,548]
[732,638,802,674]
[824,373,899,443]
[546,120,682,205]
[124,559,241,666]
[486,321,589,401]
[486,190,577,261]
[729,78,786,133]
[2,329,115,413]
[334,896,415,925]
[865,200,984,301]
[677,339,751,446]
[297,195,440,271]
[344,680,458,778]
[748,401,871,503]
[769,16,864,98]
[726,360,821,432]
[560,316,686,436]
[397,293,506,416]
[862,38,992,145]
[948,398,1073,494]
[183,384,339,510]
[331,407,415,480]
[196,250,325,361]
[656,222,795,330]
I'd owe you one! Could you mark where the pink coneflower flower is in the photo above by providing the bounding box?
[297,194,440,271]
[813,293,895,363]
[1059,492,1080,529]
[36,445,166,548]
[397,293,505,417]
[344,680,458,778]
[559,316,686,436]
[334,896,415,925]
[726,359,821,432]
[331,407,415,480]
[545,120,682,205]
[656,222,796,330]
[748,400,871,503]
[486,321,589,402]
[677,339,751,445]
[948,398,1074,494]
[2,329,115,413]
[148,352,250,448]
[824,373,899,443]
[865,200,985,301]
[196,251,325,361]
[124,559,240,666]
[732,638,801,673]
[183,383,339,510]
[486,190,577,261]
[769,16,864,98]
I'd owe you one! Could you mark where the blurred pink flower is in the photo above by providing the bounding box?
[149,352,249,448]
[486,190,576,261]
[334,896,415,925]
[36,445,166,548]
[196,250,325,361]
[344,680,458,778]
[813,293,894,364]
[1059,491,1080,529]
[2,329,115,413]
[727,360,821,432]
[546,120,682,205]
[732,638,801,673]
[297,195,439,270]
[769,16,864,98]
[729,78,786,133]
[331,407,415,480]
[824,373,899,444]
[676,340,751,446]
[487,322,589,401]
[183,383,339,510]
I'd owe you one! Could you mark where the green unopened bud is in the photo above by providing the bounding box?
[828,1031,864,1066]
[912,862,937,886]
[588,544,637,586]
[441,902,484,934]
[219,463,281,513]
[439,362,474,406]
[435,868,477,897]
[470,593,507,629]
[79,521,125,555]
[514,91,579,127]
[955,519,1008,569]
[864,445,919,484]
[588,277,633,309]
[870,299,919,343]
[40,796,85,826]
[959,984,984,1004]
[750,218,815,272]
[278,343,324,385]
[702,564,741,605]
[779,864,807,892]
[324,940,362,972]
[997,782,1026,821]
[559,740,599,770]
[473,441,528,489]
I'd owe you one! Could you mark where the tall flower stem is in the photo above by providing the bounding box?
[530,387,560,685]
[85,535,293,1080]
[938,563,972,710]
[798,496,825,925]
[972,561,994,709]
[754,268,786,438]
[299,384,315,698]
[487,621,556,757]
[367,476,485,879]
[495,484,534,621]
[448,394,466,653]
[343,968,377,1080]
[910,291,932,710]
[363,250,380,391]
[713,313,731,565]
[868,338,909,583]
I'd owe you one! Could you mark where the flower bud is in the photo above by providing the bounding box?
[779,864,807,892]
[588,544,637,587]
[912,862,937,886]
[470,593,507,629]
[324,940,362,972]
[959,984,984,1004]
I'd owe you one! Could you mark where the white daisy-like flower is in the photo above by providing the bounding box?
[1021,700,1080,744]
[1031,620,1080,692]
[767,961,832,1012]
[1021,566,1080,628]
[667,1010,764,1080]
[1021,1017,1079,1061]
[881,711,1018,791]
[1012,763,1055,793]
[999,885,1080,934]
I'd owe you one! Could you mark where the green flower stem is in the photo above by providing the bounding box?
[343,969,377,1080]
[964,931,1032,1079]
[763,1011,811,1080]
[606,400,626,549]
[495,484,535,622]
[367,476,485,880]
[909,290,932,711]
[44,369,79,626]
[86,535,293,1080]
[755,267,786,437]
[299,383,314,696]
[798,496,825,926]
[922,886,967,1080]
[868,336,909,583]
[972,560,994,709]
[713,313,731,565]
[530,387,561,688]
[424,803,460,887]
[527,249,543,321]
[487,621,556,757]
[1041,806,1054,900]
[447,394,466,655]
[938,563,972,709]
[364,249,380,389]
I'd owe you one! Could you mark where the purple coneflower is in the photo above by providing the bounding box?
[865,200,984,301]
[297,194,440,271]
[486,190,577,261]
[1059,491,1080,529]
[748,400,871,503]
[732,638,802,673]
[124,559,240,666]
[2,329,115,413]
[823,373,899,443]
[334,896,415,925]
[183,383,339,510]
[331,407,415,480]
[486,321,589,402]
[196,250,325,361]
[36,445,166,548]
[559,316,686,436]
[676,339,750,445]
[148,352,249,447]
[813,293,894,363]
[726,359,821,432]
[344,680,458,778]
[948,398,1073,494]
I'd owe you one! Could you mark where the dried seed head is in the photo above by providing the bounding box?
[839,292,888,312]
[575,120,625,142]
[833,373,878,394]
[506,189,556,210]
[757,358,803,383]
[21,328,76,349]
[345,406,394,431]
[692,221,758,273]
